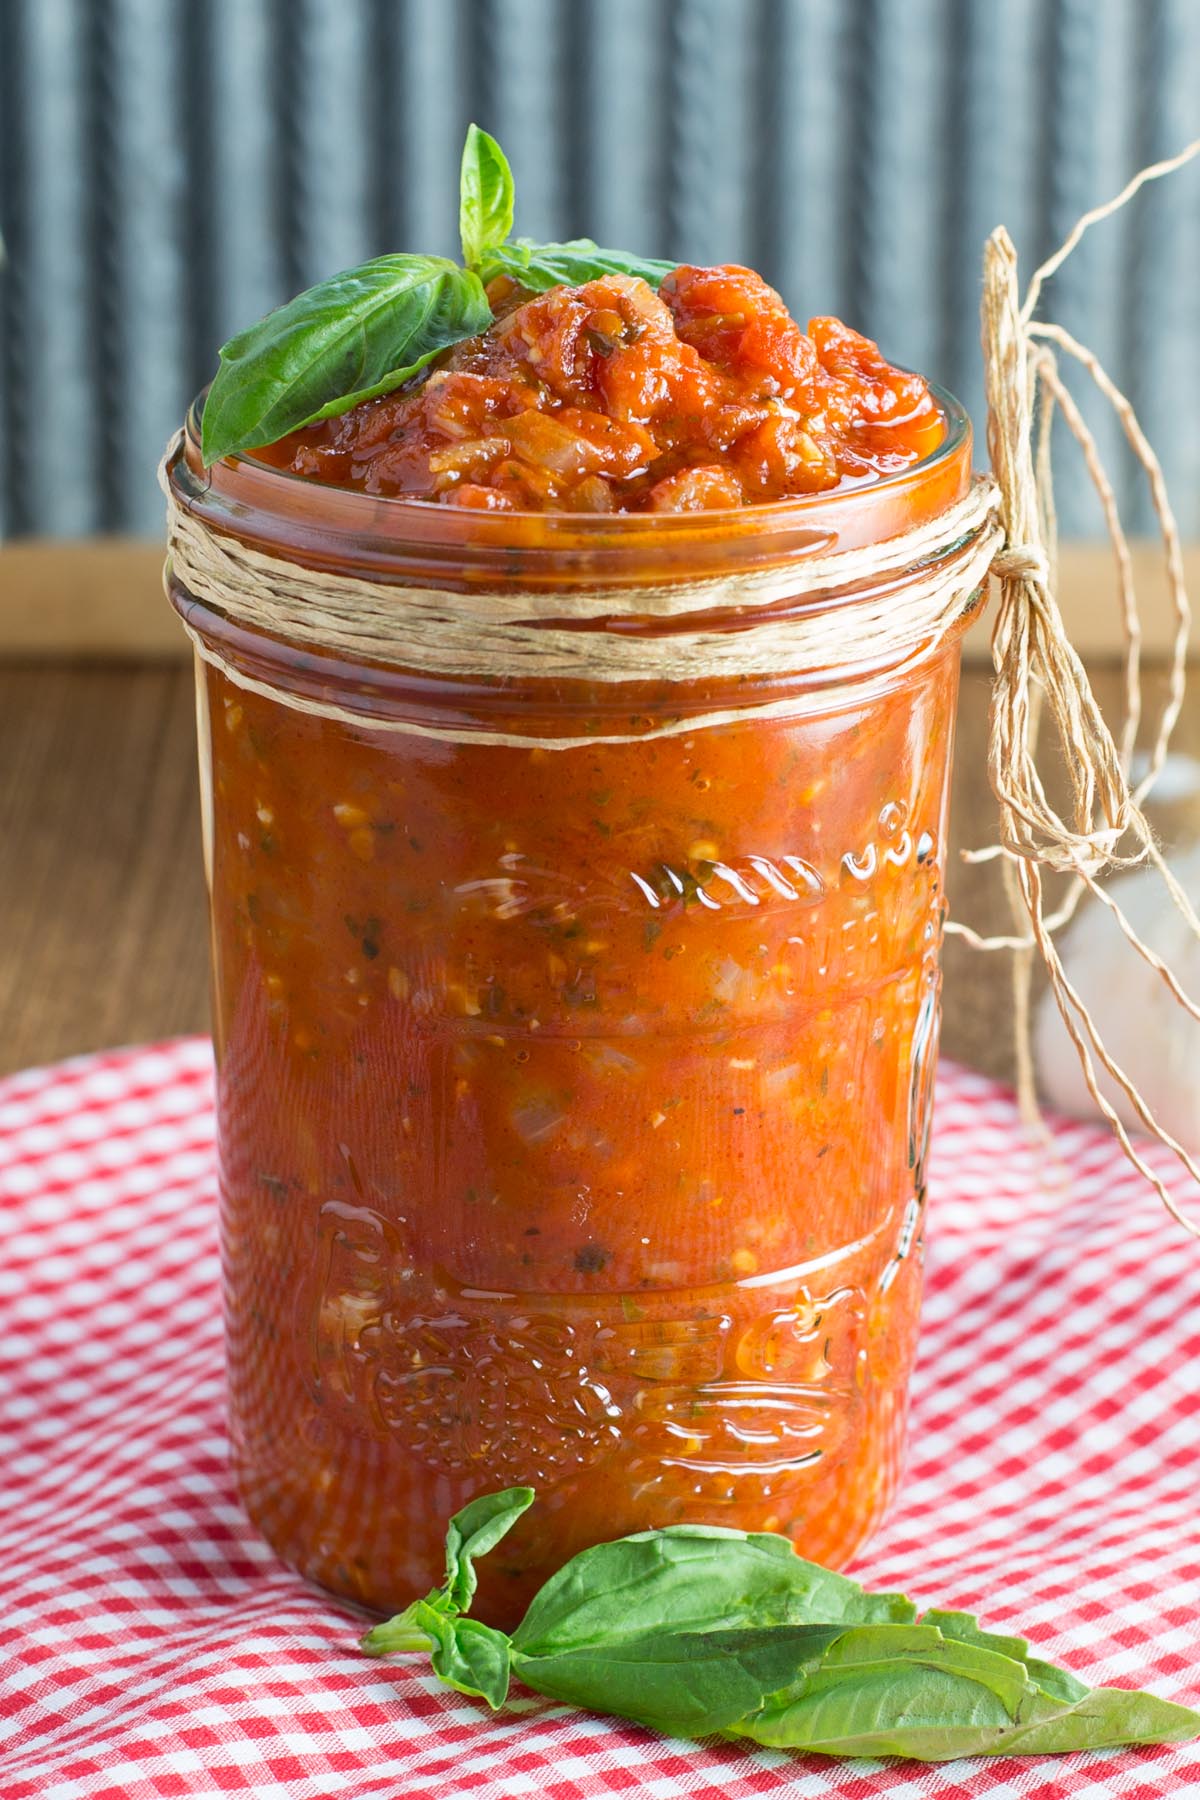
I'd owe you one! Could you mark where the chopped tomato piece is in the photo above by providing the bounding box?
[646,464,744,511]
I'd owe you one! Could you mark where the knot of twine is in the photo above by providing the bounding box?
[962,137,1200,1234]
[982,227,1156,883]
[989,543,1051,586]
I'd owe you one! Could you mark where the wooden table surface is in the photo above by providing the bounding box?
[2,660,1195,1083]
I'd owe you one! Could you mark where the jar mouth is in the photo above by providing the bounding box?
[172,385,974,585]
[227,384,970,526]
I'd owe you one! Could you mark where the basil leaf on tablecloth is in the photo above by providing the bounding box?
[362,1486,1200,1761]
[403,1599,513,1710]
[459,123,515,272]
[200,254,492,466]
[731,1626,1200,1760]
[512,1523,914,1657]
[922,1607,1090,1703]
[478,236,676,294]
[361,1485,533,1690]
[441,1484,535,1614]
[513,1624,846,1738]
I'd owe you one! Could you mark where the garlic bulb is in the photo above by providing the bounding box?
[1034,844,1200,1155]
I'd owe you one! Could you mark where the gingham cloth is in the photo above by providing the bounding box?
[1,1038,1198,1800]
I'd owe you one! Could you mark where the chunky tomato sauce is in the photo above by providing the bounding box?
[175,266,972,1630]
[255,266,945,512]
[207,655,953,1631]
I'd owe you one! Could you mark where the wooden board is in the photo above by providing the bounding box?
[0,541,188,658]
[0,666,209,1074]
[1,538,1198,662]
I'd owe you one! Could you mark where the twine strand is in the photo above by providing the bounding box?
[1019,137,1200,327]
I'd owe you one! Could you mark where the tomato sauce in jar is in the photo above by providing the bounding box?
[167,269,982,1630]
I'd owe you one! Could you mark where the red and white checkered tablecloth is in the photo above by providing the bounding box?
[1,1038,1198,1800]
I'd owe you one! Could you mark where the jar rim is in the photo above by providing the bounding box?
[170,385,975,586]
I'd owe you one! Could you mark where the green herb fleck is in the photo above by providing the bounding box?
[573,1245,610,1274]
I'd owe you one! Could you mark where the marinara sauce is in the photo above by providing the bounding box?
[167,267,980,1630]
[255,266,946,511]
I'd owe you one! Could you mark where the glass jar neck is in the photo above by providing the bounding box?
[168,389,974,593]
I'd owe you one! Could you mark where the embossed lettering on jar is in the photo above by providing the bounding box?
[167,392,981,1631]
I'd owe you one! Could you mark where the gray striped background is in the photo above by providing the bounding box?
[1,0,1198,540]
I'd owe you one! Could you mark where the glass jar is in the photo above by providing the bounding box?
[165,396,980,1631]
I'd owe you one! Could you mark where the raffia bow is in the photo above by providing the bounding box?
[956,138,1200,1233]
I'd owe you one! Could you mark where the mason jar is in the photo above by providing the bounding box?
[164,393,986,1630]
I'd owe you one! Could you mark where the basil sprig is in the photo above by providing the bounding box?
[478,237,676,295]
[457,124,674,294]
[362,1487,1200,1762]
[201,125,678,466]
[458,122,515,272]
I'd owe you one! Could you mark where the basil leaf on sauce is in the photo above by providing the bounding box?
[200,254,492,466]
[362,1486,1200,1761]
[459,123,515,272]
[199,128,685,465]
[480,236,676,294]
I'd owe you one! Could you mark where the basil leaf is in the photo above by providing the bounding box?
[922,1608,1090,1705]
[920,1609,1199,1746]
[442,1485,534,1614]
[733,1624,1200,1761]
[200,254,492,466]
[512,1624,845,1739]
[362,1485,532,1662]
[726,1634,1036,1756]
[788,1623,1036,1711]
[360,1598,438,1658]
[479,237,676,294]
[984,1684,1200,1756]
[459,123,515,271]
[513,1524,913,1657]
[389,1598,511,1709]
[362,1485,1200,1762]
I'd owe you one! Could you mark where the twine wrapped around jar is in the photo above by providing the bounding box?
[162,138,1200,1229]
[164,474,1002,736]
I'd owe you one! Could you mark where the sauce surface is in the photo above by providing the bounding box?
[254,265,945,512]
